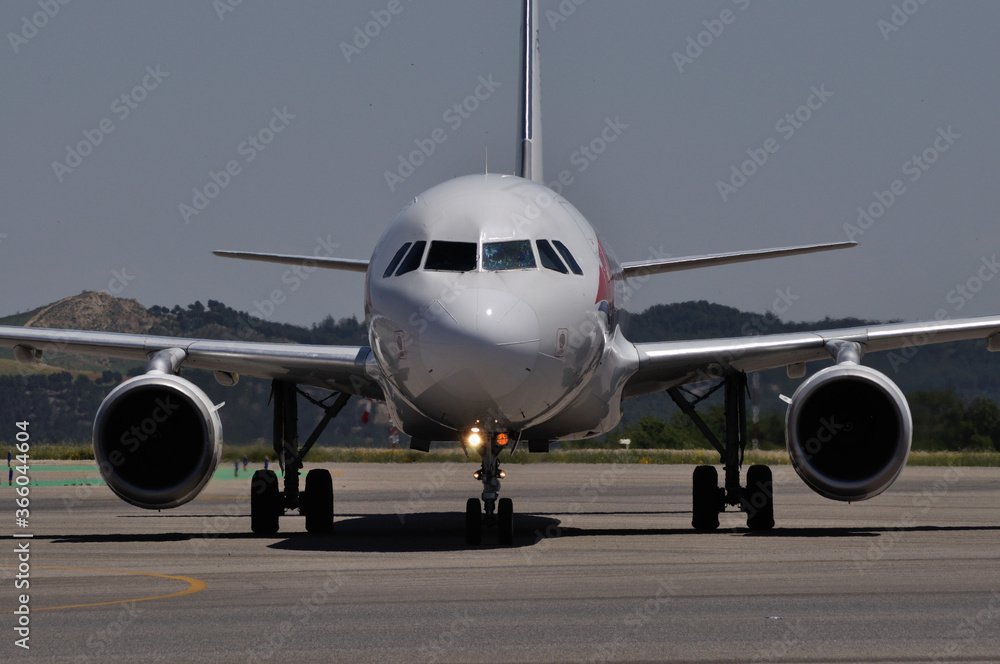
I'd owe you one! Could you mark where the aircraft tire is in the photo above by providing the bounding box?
[692,465,721,531]
[745,464,775,531]
[498,497,514,546]
[251,469,280,535]
[304,468,334,534]
[466,498,482,545]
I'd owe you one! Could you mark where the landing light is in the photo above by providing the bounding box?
[467,432,482,447]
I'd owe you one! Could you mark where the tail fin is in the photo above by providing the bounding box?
[516,0,543,183]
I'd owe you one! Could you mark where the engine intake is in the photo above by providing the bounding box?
[93,373,222,509]
[786,363,911,501]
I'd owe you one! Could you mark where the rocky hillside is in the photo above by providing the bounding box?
[24,291,157,333]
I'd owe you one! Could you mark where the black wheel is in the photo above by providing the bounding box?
[497,497,514,546]
[744,464,774,531]
[251,469,280,535]
[692,465,721,531]
[465,498,482,545]
[304,468,334,534]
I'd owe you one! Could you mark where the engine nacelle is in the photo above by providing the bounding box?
[786,363,911,501]
[93,373,223,509]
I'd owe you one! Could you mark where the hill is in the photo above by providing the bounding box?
[24,291,156,333]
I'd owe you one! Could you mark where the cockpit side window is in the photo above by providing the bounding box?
[383,242,412,278]
[483,240,536,271]
[553,240,584,275]
[395,240,426,276]
[536,240,568,274]
[425,241,477,272]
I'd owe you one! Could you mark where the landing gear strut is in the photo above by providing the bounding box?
[249,380,349,535]
[668,371,774,531]
[465,434,514,545]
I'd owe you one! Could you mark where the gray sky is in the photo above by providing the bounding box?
[3,1,999,329]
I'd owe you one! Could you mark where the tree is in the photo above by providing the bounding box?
[964,397,1000,451]
[908,390,967,451]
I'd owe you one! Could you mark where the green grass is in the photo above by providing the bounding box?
[6,444,1000,466]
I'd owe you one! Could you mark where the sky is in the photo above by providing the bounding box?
[2,1,999,329]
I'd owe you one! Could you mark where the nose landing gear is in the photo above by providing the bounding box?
[465,434,514,545]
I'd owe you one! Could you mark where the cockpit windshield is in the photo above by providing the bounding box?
[383,238,582,277]
[425,241,477,272]
[482,240,536,271]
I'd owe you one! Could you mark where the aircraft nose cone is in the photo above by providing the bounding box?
[421,288,540,402]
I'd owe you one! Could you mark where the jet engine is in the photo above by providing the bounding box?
[785,363,911,501]
[93,373,222,509]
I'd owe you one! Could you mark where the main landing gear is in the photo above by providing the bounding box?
[250,380,350,535]
[465,434,514,546]
[668,371,774,532]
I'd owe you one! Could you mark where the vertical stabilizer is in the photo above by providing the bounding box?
[516,0,543,183]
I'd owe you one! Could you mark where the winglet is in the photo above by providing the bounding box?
[516,0,543,183]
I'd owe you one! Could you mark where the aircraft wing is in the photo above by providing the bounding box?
[625,315,1000,398]
[212,251,369,273]
[0,326,382,398]
[621,241,856,279]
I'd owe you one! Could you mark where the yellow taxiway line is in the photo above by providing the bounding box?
[2,565,207,612]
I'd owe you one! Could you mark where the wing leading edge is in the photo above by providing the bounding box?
[625,315,1000,398]
[0,326,382,399]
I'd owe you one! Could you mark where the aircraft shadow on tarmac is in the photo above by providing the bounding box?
[43,512,1000,552]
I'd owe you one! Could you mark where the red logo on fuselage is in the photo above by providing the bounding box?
[595,241,615,328]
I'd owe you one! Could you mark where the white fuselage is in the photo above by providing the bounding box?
[365,173,633,442]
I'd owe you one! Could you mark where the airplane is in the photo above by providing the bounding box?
[3,0,1000,545]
